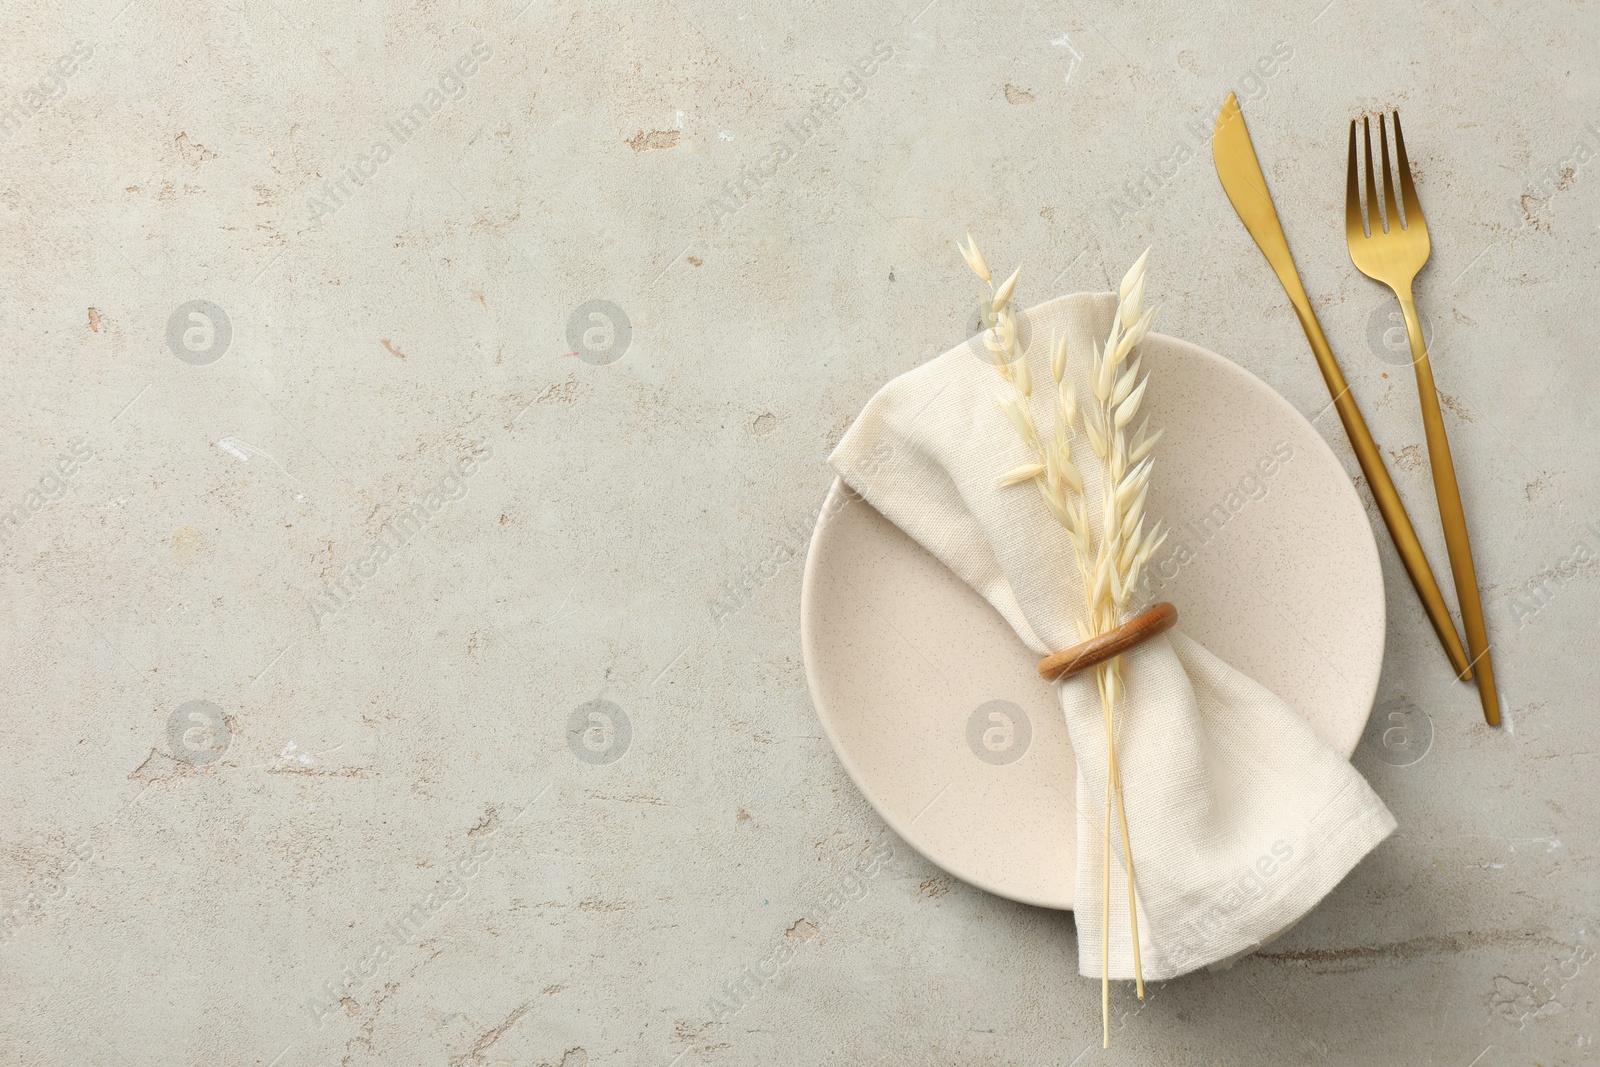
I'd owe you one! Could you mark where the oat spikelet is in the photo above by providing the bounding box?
[961,230,992,283]
[999,463,1046,487]
[991,265,1021,314]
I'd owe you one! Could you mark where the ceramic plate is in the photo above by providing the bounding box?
[800,329,1385,910]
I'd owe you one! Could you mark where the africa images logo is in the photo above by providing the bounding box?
[307,41,492,227]
[1142,441,1295,596]
[0,438,94,545]
[307,443,491,626]
[705,41,894,227]
[0,41,94,146]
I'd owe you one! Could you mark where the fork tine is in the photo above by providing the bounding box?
[1345,120,1364,239]
[1392,110,1423,226]
[1378,114,1399,230]
[1362,116,1381,235]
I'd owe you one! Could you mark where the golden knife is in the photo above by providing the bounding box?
[1211,93,1473,680]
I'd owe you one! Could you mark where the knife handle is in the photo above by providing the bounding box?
[1286,297,1474,680]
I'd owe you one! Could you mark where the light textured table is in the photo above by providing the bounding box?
[1,1,1595,1064]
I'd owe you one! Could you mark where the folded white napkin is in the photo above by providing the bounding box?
[828,292,1396,980]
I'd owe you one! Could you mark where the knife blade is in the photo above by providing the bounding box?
[1211,92,1473,680]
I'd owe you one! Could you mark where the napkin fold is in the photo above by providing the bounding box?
[828,292,1396,980]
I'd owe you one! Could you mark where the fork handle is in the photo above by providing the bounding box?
[1396,292,1500,725]
[1284,298,1473,680]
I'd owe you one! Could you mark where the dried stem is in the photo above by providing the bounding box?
[1103,768,1112,1046]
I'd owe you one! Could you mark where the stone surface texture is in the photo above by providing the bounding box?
[0,0,1595,1064]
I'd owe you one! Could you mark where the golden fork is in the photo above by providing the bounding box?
[1345,112,1499,727]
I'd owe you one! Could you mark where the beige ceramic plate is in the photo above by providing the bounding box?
[800,329,1385,910]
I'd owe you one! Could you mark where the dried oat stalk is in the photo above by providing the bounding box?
[963,234,1168,1046]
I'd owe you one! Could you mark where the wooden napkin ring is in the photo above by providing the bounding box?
[1036,602,1179,682]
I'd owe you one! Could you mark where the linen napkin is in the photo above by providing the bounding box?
[828,291,1396,980]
